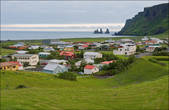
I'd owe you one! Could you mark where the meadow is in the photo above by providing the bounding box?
[1,57,168,110]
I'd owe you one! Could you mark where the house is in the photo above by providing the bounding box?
[78,45,88,50]
[43,47,55,52]
[150,38,163,44]
[42,60,68,74]
[145,44,161,52]
[84,65,99,74]
[119,39,134,43]
[48,59,68,65]
[9,42,25,49]
[141,36,149,41]
[16,51,28,54]
[64,45,74,51]
[144,40,158,45]
[60,51,75,59]
[38,52,51,58]
[17,46,28,50]
[12,54,39,66]
[39,59,50,65]
[28,45,40,50]
[84,52,102,59]
[0,62,19,71]
[8,61,23,70]
[113,43,136,55]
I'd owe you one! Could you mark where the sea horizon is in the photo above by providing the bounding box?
[1,30,136,41]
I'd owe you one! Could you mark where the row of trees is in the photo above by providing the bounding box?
[153,47,169,56]
[96,55,136,76]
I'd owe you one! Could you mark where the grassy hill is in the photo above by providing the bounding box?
[117,3,169,36]
[1,57,168,110]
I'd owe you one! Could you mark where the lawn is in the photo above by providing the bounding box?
[0,58,168,110]
[1,48,16,56]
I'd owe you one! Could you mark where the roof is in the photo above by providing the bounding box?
[101,60,116,64]
[60,51,74,56]
[8,61,22,66]
[84,52,102,56]
[12,54,37,57]
[16,51,28,54]
[49,59,67,64]
[82,45,88,48]
[38,52,51,55]
[43,63,66,71]
[84,65,96,69]
[0,62,18,67]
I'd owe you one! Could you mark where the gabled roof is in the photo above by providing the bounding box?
[101,60,116,64]
[60,51,74,56]
[84,65,96,69]
[8,61,22,66]
[43,63,66,71]
[0,62,18,67]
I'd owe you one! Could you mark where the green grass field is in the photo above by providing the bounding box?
[1,48,16,56]
[1,57,168,110]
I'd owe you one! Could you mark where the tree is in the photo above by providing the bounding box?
[23,62,29,67]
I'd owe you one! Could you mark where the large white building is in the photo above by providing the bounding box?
[113,44,136,55]
[84,52,102,59]
[12,54,39,66]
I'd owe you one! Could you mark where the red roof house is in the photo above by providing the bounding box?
[60,51,75,59]
[84,65,99,74]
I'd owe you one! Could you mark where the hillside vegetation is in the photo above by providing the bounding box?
[117,3,169,36]
[1,57,168,110]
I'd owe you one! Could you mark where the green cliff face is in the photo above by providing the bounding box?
[117,3,169,36]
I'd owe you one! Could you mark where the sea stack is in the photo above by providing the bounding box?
[105,28,110,34]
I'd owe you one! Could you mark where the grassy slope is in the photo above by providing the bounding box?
[1,48,16,56]
[1,58,168,110]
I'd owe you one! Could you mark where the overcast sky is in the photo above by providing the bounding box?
[1,1,168,31]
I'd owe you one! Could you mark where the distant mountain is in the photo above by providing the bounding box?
[117,3,169,36]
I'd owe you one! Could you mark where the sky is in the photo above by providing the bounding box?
[1,1,168,32]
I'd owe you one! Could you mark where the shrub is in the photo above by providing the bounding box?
[58,72,77,81]
[16,85,27,89]
[149,58,166,66]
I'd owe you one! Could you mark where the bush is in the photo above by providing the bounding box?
[149,58,166,66]
[16,85,27,89]
[58,72,77,81]
[153,51,169,56]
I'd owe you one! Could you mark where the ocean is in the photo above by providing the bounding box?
[1,31,134,40]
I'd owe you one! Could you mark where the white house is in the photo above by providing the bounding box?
[84,52,102,59]
[12,54,39,66]
[145,45,161,52]
[43,63,68,74]
[48,59,68,65]
[150,38,163,44]
[119,39,134,43]
[43,47,55,52]
[28,45,40,50]
[141,36,149,41]
[113,43,136,55]
[42,59,68,74]
[16,51,28,54]
[84,65,99,74]
[38,52,51,58]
